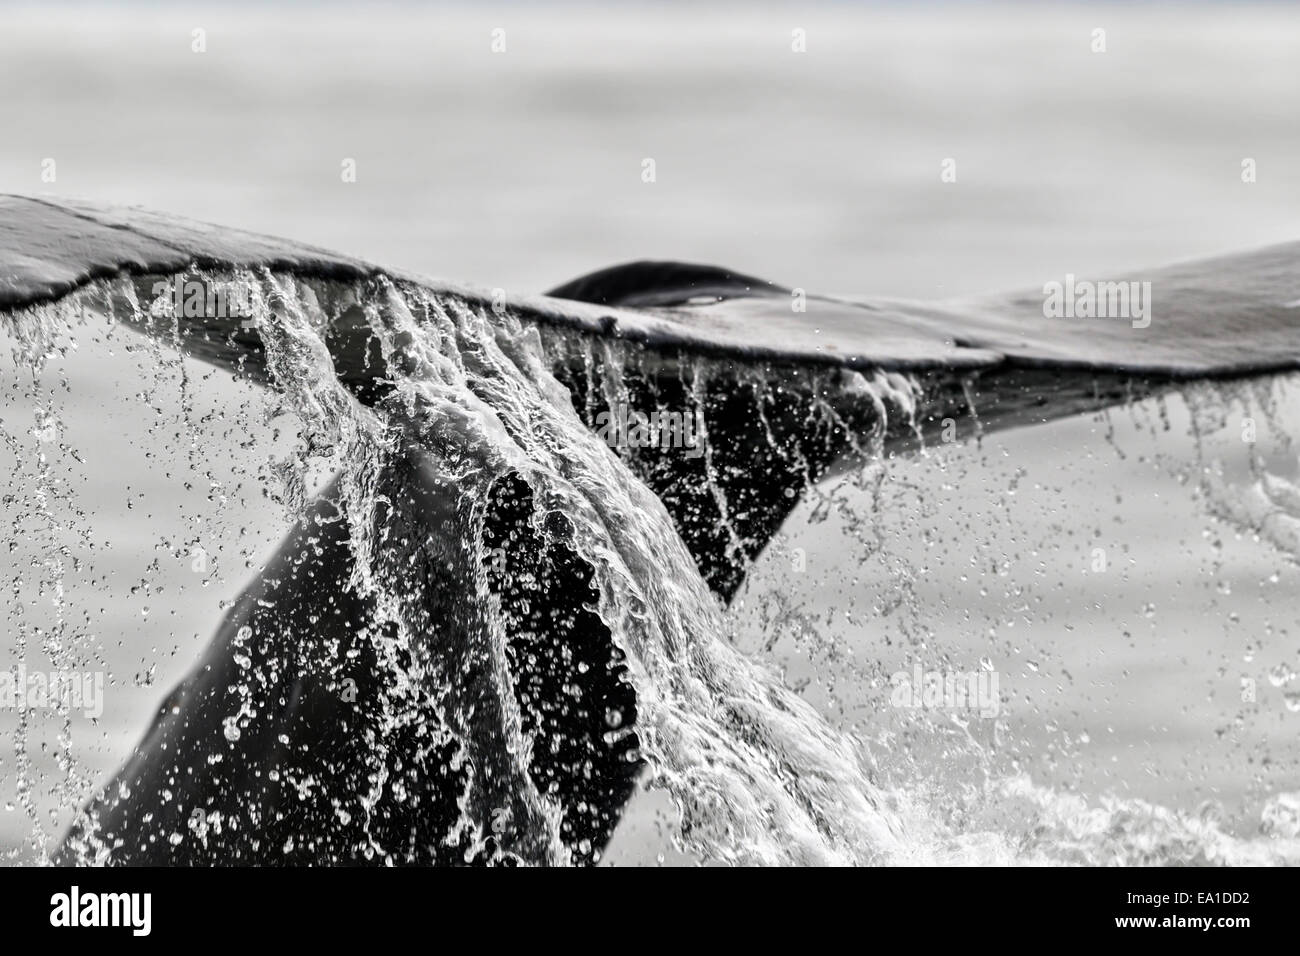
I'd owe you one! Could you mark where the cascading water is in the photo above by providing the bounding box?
[5,270,912,865]
[3,269,1299,866]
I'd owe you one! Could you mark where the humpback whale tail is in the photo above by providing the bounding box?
[2,195,1299,865]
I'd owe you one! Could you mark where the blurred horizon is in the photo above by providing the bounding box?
[1,2,1298,300]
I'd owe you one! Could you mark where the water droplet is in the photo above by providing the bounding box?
[1263,663,1291,687]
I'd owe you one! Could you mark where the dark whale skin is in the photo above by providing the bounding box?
[5,195,1296,865]
[56,466,640,867]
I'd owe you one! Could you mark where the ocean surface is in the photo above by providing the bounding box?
[2,2,1300,864]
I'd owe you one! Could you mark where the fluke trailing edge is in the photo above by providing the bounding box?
[2,196,1298,865]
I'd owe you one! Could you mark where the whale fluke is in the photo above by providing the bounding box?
[3,196,1298,865]
[546,260,786,308]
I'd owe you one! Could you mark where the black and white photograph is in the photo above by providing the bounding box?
[0,0,1295,932]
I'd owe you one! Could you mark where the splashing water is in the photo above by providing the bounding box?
[3,270,1299,866]
[6,270,916,865]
